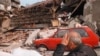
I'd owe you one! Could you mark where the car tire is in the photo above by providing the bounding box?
[38,45,48,51]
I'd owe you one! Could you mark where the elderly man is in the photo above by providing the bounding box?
[53,31,97,56]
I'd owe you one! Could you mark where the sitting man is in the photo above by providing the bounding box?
[53,31,97,56]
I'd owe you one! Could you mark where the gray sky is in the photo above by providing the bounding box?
[20,0,43,6]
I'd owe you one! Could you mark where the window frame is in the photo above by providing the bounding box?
[72,28,88,37]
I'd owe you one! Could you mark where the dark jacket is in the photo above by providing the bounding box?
[53,44,97,56]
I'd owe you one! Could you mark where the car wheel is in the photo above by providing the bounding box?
[38,45,48,51]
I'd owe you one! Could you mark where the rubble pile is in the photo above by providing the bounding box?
[0,30,29,51]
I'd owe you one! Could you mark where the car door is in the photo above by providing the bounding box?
[46,29,69,50]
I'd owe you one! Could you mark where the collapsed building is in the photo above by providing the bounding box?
[0,0,100,31]
[11,0,85,28]
[13,0,100,35]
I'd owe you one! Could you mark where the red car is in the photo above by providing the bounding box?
[34,27,99,50]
